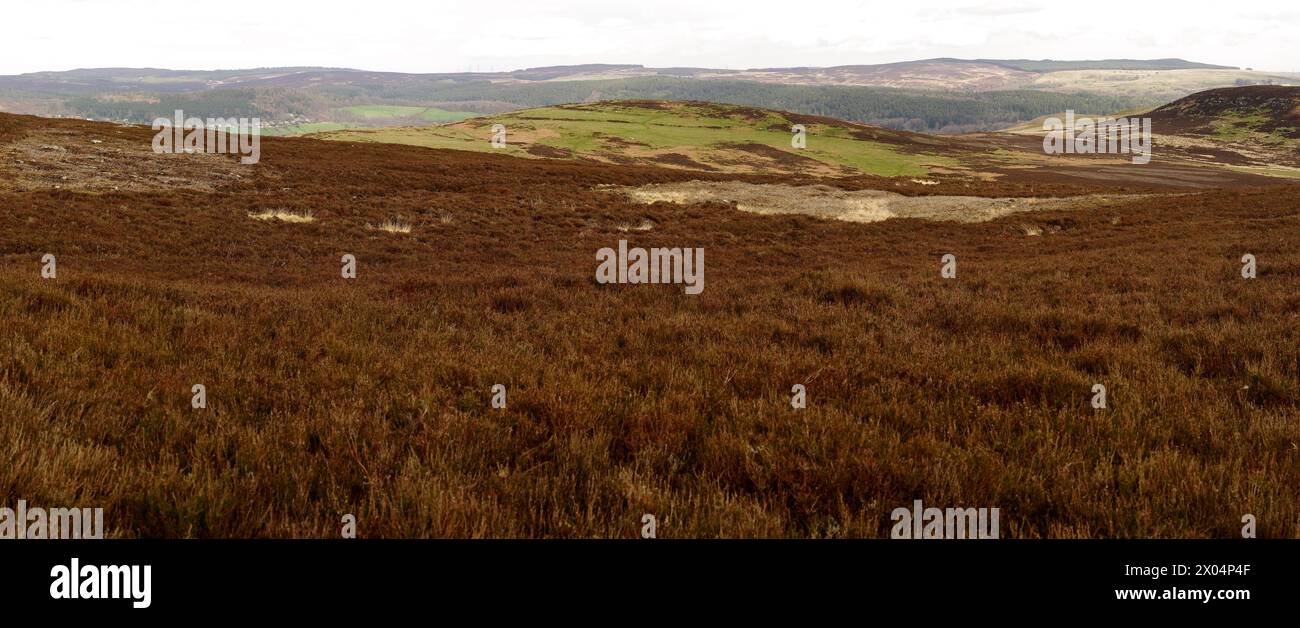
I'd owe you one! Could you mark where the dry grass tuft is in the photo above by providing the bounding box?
[370,218,413,234]
[249,209,316,223]
[616,219,656,232]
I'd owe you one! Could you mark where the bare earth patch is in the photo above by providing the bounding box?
[611,180,1157,223]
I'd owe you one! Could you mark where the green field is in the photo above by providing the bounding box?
[337,105,478,123]
[313,101,956,177]
[260,122,361,136]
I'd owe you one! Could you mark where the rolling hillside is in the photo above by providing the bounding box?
[310,97,1293,186]
[1146,86,1300,174]
[3,59,1296,135]
[309,100,965,177]
[1149,85,1300,138]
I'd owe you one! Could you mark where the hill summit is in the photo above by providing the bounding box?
[1148,85,1300,139]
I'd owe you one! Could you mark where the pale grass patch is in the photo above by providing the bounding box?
[611,181,1160,224]
[249,209,315,223]
[369,218,413,234]
[616,219,656,232]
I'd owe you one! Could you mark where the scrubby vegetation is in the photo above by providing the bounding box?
[1,112,1296,538]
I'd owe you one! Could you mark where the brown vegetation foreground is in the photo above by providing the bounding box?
[1,113,1298,538]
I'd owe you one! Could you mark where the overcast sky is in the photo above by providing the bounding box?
[4,0,1297,75]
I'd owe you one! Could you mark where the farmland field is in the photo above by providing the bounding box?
[337,105,478,123]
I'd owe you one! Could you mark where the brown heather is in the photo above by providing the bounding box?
[0,113,1297,538]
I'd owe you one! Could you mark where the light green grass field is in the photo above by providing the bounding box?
[337,105,478,123]
[314,102,955,177]
[260,122,361,136]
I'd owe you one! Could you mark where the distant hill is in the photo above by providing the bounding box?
[979,58,1237,72]
[699,59,1036,90]
[6,75,1144,134]
[2,60,1295,135]
[0,58,1250,92]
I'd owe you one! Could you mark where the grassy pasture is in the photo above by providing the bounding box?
[315,101,954,177]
